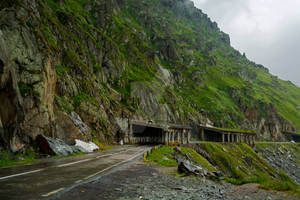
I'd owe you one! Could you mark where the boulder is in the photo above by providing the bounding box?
[178,159,205,176]
[36,135,75,156]
[75,139,99,153]
[175,146,217,177]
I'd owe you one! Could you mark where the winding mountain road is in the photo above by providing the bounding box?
[0,145,150,200]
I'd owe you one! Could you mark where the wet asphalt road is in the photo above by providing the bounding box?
[0,145,150,200]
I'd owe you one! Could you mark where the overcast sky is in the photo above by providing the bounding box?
[191,0,300,87]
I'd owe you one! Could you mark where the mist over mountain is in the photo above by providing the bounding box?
[192,0,300,87]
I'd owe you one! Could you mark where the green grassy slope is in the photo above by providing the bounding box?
[120,0,300,129]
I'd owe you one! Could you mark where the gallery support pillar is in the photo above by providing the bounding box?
[201,128,205,141]
[164,131,168,145]
[129,122,133,143]
[172,130,175,143]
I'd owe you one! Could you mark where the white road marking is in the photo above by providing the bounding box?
[96,149,130,159]
[58,149,131,167]
[75,179,83,183]
[0,169,43,181]
[41,187,65,197]
[96,153,113,159]
[57,158,92,167]
[83,150,145,180]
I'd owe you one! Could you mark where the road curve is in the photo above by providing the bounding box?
[0,145,151,200]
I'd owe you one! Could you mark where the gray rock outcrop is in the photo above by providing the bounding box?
[257,144,300,185]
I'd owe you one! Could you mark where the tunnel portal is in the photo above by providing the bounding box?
[132,124,164,144]
[283,131,300,142]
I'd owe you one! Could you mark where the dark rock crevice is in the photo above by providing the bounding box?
[0,59,4,74]
[0,77,23,151]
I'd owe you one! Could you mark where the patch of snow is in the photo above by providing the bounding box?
[75,139,99,153]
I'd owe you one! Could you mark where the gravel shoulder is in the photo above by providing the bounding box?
[56,160,298,200]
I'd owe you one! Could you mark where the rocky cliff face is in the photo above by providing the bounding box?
[0,0,299,152]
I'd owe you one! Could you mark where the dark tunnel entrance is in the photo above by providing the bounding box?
[132,124,164,144]
[284,132,300,143]
[203,130,223,142]
[292,135,300,142]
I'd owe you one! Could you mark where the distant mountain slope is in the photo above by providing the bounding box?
[116,0,300,136]
[0,0,299,151]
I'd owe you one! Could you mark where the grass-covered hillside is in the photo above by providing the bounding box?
[120,0,300,129]
[1,0,300,150]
